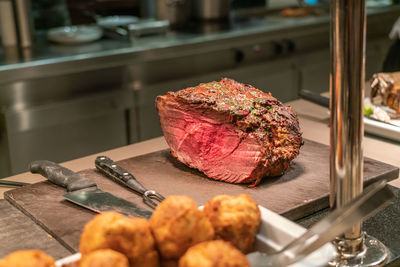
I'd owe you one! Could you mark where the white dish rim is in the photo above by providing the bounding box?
[47,25,103,44]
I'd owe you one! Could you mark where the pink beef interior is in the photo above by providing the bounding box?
[158,97,265,183]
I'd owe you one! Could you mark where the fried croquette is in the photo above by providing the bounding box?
[149,195,214,261]
[178,240,250,267]
[160,259,178,267]
[0,250,55,267]
[79,212,158,267]
[203,194,261,253]
[79,249,129,267]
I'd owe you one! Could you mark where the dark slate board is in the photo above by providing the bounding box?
[0,199,71,259]
[4,139,399,253]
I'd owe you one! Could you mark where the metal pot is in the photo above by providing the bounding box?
[193,0,230,20]
[157,0,191,27]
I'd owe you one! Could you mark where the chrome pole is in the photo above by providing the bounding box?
[330,0,365,247]
[330,0,389,266]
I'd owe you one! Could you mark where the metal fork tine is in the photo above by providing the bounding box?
[144,190,165,208]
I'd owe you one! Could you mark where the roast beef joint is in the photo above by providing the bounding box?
[156,78,303,186]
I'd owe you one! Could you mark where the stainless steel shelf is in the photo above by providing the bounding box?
[0,5,398,84]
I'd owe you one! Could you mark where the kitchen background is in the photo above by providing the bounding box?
[0,0,398,178]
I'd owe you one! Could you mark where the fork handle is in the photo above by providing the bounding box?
[95,156,147,195]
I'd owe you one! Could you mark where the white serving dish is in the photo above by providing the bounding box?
[56,253,80,267]
[255,206,336,267]
[47,25,103,44]
[96,15,138,27]
[55,206,336,267]
[364,116,400,142]
[364,97,400,142]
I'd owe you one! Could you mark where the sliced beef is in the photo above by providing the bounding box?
[156,78,303,185]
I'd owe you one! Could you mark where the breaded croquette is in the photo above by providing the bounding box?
[179,240,250,267]
[79,212,158,267]
[0,250,55,267]
[149,196,214,261]
[203,194,261,253]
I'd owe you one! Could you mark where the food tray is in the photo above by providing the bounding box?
[55,206,336,267]
[364,97,400,142]
[364,116,400,142]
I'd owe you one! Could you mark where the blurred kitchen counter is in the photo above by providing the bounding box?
[1,96,398,198]
[1,5,399,83]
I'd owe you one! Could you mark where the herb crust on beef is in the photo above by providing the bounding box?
[156,78,303,186]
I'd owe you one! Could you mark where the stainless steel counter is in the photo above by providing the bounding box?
[0,5,398,84]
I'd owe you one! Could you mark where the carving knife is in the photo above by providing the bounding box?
[29,160,152,219]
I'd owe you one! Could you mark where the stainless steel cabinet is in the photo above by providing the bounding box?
[298,37,392,94]
[1,90,134,177]
[223,59,299,102]
[298,49,330,94]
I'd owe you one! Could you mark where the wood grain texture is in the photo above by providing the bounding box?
[0,200,71,259]
[4,139,399,253]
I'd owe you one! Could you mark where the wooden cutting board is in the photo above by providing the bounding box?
[0,200,71,259]
[5,139,399,253]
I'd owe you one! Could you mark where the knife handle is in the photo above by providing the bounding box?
[95,156,147,195]
[299,89,330,108]
[29,160,97,192]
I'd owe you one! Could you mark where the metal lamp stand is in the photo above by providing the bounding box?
[329,0,389,266]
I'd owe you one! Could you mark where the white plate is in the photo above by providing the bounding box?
[364,97,400,142]
[366,0,392,8]
[96,15,138,27]
[55,206,336,266]
[255,206,336,267]
[364,117,400,142]
[48,25,103,44]
[56,253,81,267]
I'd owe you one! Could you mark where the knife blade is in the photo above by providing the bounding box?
[29,160,152,219]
